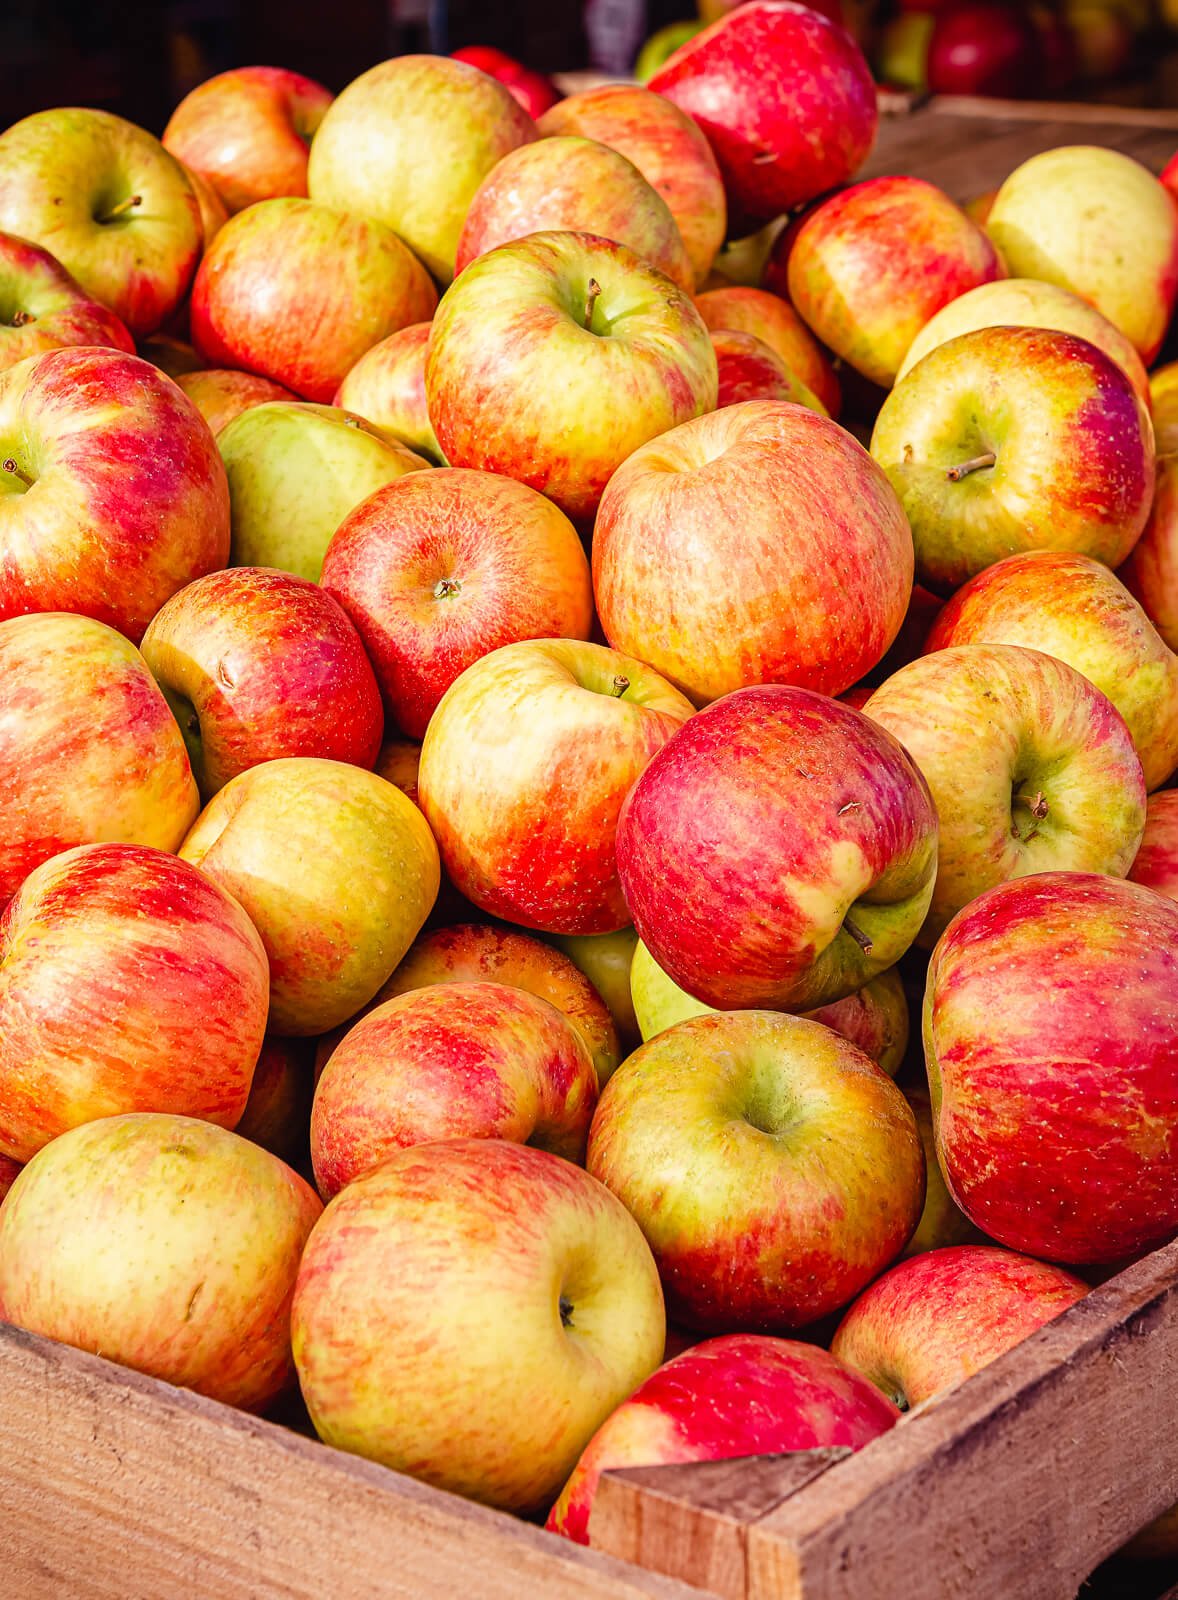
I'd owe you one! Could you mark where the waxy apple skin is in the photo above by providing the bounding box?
[320,468,593,740]
[335,324,442,464]
[0,1113,321,1411]
[163,66,334,213]
[1130,792,1178,901]
[175,368,295,436]
[426,231,717,523]
[616,686,938,1011]
[547,1334,899,1545]
[871,326,1155,593]
[140,567,384,798]
[693,286,840,416]
[0,346,231,643]
[925,872,1178,1264]
[0,614,199,908]
[311,981,599,1197]
[0,230,134,372]
[593,401,912,705]
[0,843,269,1165]
[831,1246,1088,1411]
[291,1138,666,1515]
[1122,454,1178,655]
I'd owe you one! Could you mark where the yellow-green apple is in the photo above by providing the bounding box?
[140,567,384,798]
[0,614,199,908]
[320,468,593,739]
[710,329,827,412]
[455,137,694,291]
[870,327,1154,592]
[180,757,439,1036]
[593,401,912,704]
[217,400,428,581]
[191,198,437,405]
[425,231,717,522]
[449,46,560,120]
[926,552,1178,791]
[925,2,1043,93]
[0,1156,19,1205]
[311,981,599,1196]
[900,1084,979,1257]
[180,162,229,249]
[985,146,1178,363]
[706,216,787,291]
[635,21,707,81]
[0,345,230,641]
[175,367,295,435]
[0,1112,320,1409]
[291,1137,665,1513]
[830,1245,1088,1412]
[693,285,840,416]
[307,55,537,284]
[1130,791,1178,901]
[235,1036,314,1165]
[875,12,933,85]
[162,66,334,213]
[552,928,641,1047]
[896,278,1149,405]
[0,843,268,1164]
[1121,455,1178,654]
[648,1,877,226]
[925,871,1178,1262]
[335,323,443,463]
[865,645,1146,942]
[0,230,134,372]
[787,177,1004,388]
[617,685,937,1009]
[547,1333,899,1545]
[1151,361,1178,455]
[418,639,693,935]
[0,108,202,338]
[629,939,909,1074]
[587,1010,924,1330]
[538,84,726,289]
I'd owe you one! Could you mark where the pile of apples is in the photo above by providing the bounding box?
[4,0,1178,1561]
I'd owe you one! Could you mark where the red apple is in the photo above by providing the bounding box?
[140,567,384,798]
[0,345,230,643]
[0,230,134,372]
[0,843,269,1164]
[926,3,1043,95]
[1121,455,1178,654]
[900,1084,979,1256]
[335,324,443,464]
[693,286,840,416]
[234,1036,314,1165]
[615,686,938,1010]
[926,871,1178,1263]
[450,46,561,120]
[711,329,827,411]
[547,1334,899,1545]
[163,66,334,213]
[648,1,878,225]
[174,368,295,436]
[1130,792,1178,901]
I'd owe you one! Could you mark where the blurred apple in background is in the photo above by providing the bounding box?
[0,231,134,372]
[1151,362,1178,455]
[0,843,268,1164]
[1130,792,1178,902]
[710,329,827,410]
[335,324,443,464]
[308,55,538,284]
[1122,456,1178,655]
[926,3,1043,96]
[875,12,934,86]
[234,1037,315,1166]
[551,928,642,1048]
[693,286,840,415]
[1065,0,1134,83]
[634,20,706,82]
[450,46,560,119]
[175,368,295,435]
[900,1084,980,1256]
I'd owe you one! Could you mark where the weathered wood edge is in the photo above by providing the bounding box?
[926,93,1178,129]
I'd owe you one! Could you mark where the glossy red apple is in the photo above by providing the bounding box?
[693,285,840,416]
[0,230,133,372]
[1130,792,1178,901]
[926,3,1043,95]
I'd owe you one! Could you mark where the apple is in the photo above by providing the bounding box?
[191,198,437,405]
[538,85,726,290]
[865,582,944,687]
[0,345,231,642]
[900,1084,979,1256]
[1065,1,1135,81]
[865,644,1146,942]
[870,327,1154,593]
[291,1137,666,1513]
[375,737,422,807]
[180,162,229,250]
[175,368,295,436]
[0,613,199,908]
[1031,3,1078,94]
[787,177,1004,388]
[0,843,268,1164]
[1130,792,1178,901]
[307,55,537,285]
[706,216,787,291]
[926,552,1178,792]
[875,13,933,86]
[587,1009,923,1330]
[0,1112,321,1410]
[0,108,202,338]
[634,21,706,81]
[137,332,204,378]
[0,1156,20,1205]
[926,3,1042,95]
[425,231,717,523]
[963,188,998,227]
[551,928,642,1048]
[831,1246,1089,1412]
[547,1333,899,1545]
[139,567,384,798]
[1151,360,1178,455]
[450,46,560,120]
[710,329,827,412]
[418,639,693,936]
[320,467,593,739]
[0,230,134,372]
[234,1036,315,1165]
[593,401,912,705]
[217,401,428,582]
[693,286,840,416]
[179,757,440,1036]
[926,871,1178,1263]
[162,66,334,213]
[895,278,1150,408]
[648,1,878,226]
[616,686,938,1010]
[986,146,1178,363]
[335,324,443,464]
[1121,455,1178,655]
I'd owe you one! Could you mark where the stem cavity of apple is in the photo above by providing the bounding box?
[946,450,997,482]
[2,457,33,488]
[1012,789,1050,843]
[558,1295,574,1328]
[843,916,874,956]
[97,193,143,224]
[584,277,602,331]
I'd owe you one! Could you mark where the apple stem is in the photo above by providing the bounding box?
[8,310,32,328]
[843,916,874,956]
[1013,790,1049,822]
[2,457,33,488]
[609,675,630,698]
[433,577,461,600]
[946,450,997,482]
[98,193,143,223]
[584,278,602,330]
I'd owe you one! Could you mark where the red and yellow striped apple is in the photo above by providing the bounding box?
[1122,454,1178,654]
[710,329,827,411]
[693,285,840,415]
[0,230,133,372]
[1130,791,1178,901]
[335,324,443,463]
[175,368,294,435]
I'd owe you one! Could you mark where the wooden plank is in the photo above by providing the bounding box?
[747,1236,1178,1600]
[0,1321,712,1600]
[593,1452,850,1600]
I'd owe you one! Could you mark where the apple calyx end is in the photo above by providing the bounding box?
[558,1295,574,1328]
[433,577,462,601]
[945,450,997,483]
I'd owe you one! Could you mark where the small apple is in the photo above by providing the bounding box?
[875,13,933,86]
[551,928,642,1048]
[926,3,1043,95]
[900,1084,979,1256]
[1121,454,1178,656]
[375,737,422,807]
[693,285,840,415]
[449,46,561,120]
[0,1156,20,1205]
[335,324,443,464]
[711,329,827,411]
[0,229,134,372]
[175,368,295,436]
[634,21,706,81]
[179,162,229,249]
[1130,792,1178,901]
[1151,361,1178,455]
[137,332,204,378]
[234,1036,315,1166]
[1065,0,1135,82]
